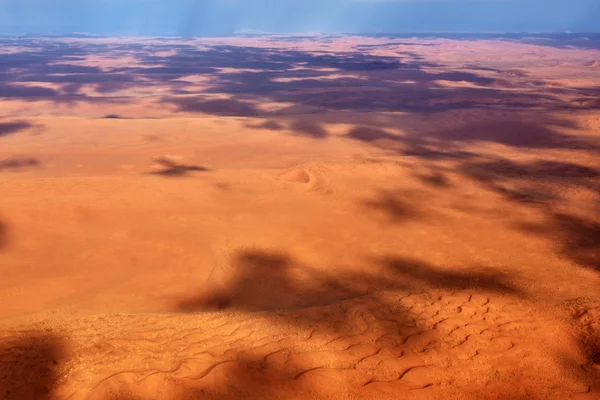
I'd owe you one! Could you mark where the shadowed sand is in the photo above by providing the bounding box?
[0,34,600,400]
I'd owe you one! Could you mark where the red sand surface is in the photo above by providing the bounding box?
[1,35,600,399]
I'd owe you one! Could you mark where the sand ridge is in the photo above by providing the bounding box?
[277,168,311,183]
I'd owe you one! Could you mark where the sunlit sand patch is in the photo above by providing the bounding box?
[49,54,164,71]
[433,79,489,89]
[0,46,45,54]
[288,65,342,73]
[173,75,213,84]
[3,81,63,91]
[215,67,269,74]
[151,49,179,58]
[272,73,367,83]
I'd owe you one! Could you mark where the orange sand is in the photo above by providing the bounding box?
[1,35,600,399]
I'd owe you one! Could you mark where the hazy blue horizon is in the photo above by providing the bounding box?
[0,0,599,36]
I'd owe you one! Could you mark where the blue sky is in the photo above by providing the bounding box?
[0,0,598,35]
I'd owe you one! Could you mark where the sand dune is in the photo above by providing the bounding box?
[278,169,311,183]
[1,34,600,399]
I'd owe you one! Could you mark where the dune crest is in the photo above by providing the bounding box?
[278,168,311,183]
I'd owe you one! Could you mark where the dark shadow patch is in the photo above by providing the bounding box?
[94,82,136,94]
[0,157,40,170]
[518,211,600,272]
[290,120,327,139]
[0,84,58,98]
[148,157,210,177]
[155,44,593,116]
[101,114,127,119]
[434,71,495,85]
[502,187,560,205]
[343,126,476,161]
[0,334,65,400]
[0,121,31,137]
[401,144,476,160]
[60,82,84,94]
[345,118,598,172]
[169,97,260,117]
[246,120,285,131]
[551,213,598,271]
[457,158,600,206]
[346,126,397,142]
[563,298,600,394]
[383,257,521,295]
[178,251,309,312]
[177,249,521,313]
[0,220,7,250]
[363,191,424,223]
[463,160,600,181]
[415,171,452,188]
[423,119,596,151]
[20,73,137,85]
[2,38,595,114]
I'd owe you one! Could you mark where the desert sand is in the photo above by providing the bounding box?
[1,34,600,399]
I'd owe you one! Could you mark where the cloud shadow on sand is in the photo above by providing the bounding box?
[0,157,40,171]
[164,250,537,398]
[338,114,600,275]
[147,158,211,177]
[517,211,600,272]
[0,220,7,250]
[0,121,31,138]
[0,334,65,400]
[177,249,522,313]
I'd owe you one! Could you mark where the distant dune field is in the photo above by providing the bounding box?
[1,34,600,400]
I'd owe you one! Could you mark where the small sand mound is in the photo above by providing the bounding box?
[278,169,311,183]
